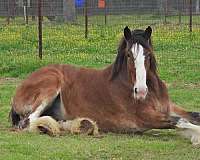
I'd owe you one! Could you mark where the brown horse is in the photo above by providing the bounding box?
[10,26,200,136]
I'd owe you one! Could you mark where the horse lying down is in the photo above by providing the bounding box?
[9,26,200,146]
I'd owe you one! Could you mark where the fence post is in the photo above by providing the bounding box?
[104,0,107,25]
[85,0,88,38]
[38,0,42,59]
[178,0,182,25]
[24,0,29,24]
[7,0,10,25]
[164,0,168,24]
[189,0,192,32]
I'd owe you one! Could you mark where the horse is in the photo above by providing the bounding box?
[9,26,200,142]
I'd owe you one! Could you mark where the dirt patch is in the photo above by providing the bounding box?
[167,81,200,89]
[0,77,21,85]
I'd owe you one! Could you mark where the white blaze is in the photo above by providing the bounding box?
[131,43,147,99]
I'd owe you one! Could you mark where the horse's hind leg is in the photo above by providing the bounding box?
[16,99,53,129]
[28,100,49,123]
[13,91,62,129]
[9,107,21,127]
[41,94,66,121]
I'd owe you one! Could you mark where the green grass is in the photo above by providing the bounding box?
[0,15,200,159]
[0,20,199,82]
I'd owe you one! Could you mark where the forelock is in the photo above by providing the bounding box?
[132,30,151,50]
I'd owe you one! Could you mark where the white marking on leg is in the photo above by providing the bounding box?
[131,43,147,99]
[176,118,200,146]
[28,89,61,123]
[28,100,48,123]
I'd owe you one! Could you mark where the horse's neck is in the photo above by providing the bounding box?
[147,73,169,104]
[105,63,132,92]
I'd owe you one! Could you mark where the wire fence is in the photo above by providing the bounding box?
[0,0,199,83]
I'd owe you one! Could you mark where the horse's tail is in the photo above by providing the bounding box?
[9,107,21,127]
[170,102,200,125]
[28,116,61,136]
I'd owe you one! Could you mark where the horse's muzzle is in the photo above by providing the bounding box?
[133,87,148,100]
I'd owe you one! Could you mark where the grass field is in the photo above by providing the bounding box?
[0,16,200,159]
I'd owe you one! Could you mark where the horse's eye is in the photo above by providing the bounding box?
[145,53,150,59]
[127,52,131,57]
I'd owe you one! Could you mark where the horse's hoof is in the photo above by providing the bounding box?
[18,118,30,129]
[37,125,55,137]
[79,119,94,135]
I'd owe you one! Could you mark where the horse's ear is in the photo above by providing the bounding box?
[124,26,132,41]
[144,26,152,40]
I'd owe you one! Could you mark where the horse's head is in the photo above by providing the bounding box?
[124,26,153,100]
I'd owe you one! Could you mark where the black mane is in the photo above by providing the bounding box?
[110,29,157,80]
[110,37,127,80]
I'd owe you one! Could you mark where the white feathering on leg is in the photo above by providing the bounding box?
[28,116,61,136]
[176,118,200,146]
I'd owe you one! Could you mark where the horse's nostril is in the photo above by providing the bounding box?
[135,88,138,94]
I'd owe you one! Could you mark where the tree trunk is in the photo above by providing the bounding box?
[63,0,76,22]
[196,0,200,13]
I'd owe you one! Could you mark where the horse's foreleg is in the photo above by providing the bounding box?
[139,106,180,129]
[170,102,200,125]
[149,116,180,129]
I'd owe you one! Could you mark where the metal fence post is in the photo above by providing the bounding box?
[164,0,168,24]
[85,0,88,38]
[38,0,42,59]
[178,0,182,25]
[189,0,192,32]
[7,0,10,25]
